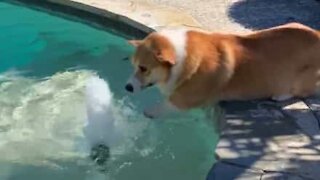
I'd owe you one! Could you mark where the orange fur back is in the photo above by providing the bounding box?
[170,23,320,109]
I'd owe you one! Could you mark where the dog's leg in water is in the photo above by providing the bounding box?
[144,101,178,119]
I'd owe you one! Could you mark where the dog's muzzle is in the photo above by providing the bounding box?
[125,74,156,93]
[125,83,134,92]
[124,82,155,93]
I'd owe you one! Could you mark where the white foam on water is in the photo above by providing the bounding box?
[0,69,218,180]
[0,70,153,162]
[84,77,115,147]
[84,76,156,162]
[84,76,120,148]
[0,70,93,165]
[0,70,156,180]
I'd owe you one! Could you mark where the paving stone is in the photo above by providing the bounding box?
[303,97,320,131]
[207,162,262,180]
[216,100,320,180]
[261,172,305,180]
[282,100,320,137]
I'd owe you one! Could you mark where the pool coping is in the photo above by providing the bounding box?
[9,0,151,39]
[49,0,203,31]
[15,1,320,180]
[12,0,203,39]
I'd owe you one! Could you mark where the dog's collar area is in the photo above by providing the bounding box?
[122,56,130,61]
[146,83,154,87]
[141,82,155,90]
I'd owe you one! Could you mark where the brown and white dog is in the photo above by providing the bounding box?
[125,23,320,118]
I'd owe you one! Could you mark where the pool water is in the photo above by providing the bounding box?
[0,2,219,180]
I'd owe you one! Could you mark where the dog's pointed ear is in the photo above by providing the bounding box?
[153,49,176,65]
[128,40,143,47]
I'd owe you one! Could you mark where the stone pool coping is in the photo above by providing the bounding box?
[21,0,320,179]
[51,0,203,31]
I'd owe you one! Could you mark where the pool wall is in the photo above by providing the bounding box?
[7,0,151,39]
[11,0,320,180]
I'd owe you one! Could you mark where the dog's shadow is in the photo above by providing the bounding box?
[228,0,320,30]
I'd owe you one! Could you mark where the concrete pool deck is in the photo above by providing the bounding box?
[44,0,320,179]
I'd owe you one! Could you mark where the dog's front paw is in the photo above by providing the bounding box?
[143,110,155,119]
[143,105,162,119]
[143,102,177,119]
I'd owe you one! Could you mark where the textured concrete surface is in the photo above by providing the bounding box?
[45,0,320,179]
[208,161,262,180]
[49,0,202,32]
[211,100,320,180]
[144,0,320,32]
[144,0,247,33]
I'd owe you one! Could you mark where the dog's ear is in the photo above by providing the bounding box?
[141,34,176,65]
[128,40,143,47]
[153,48,176,65]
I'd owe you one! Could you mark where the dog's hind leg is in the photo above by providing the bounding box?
[292,67,319,98]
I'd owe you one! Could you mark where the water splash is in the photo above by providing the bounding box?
[84,76,156,169]
[84,76,125,166]
[0,70,93,165]
[0,70,218,180]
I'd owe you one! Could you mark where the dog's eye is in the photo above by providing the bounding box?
[139,66,147,73]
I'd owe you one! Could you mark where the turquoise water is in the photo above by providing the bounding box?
[0,2,218,180]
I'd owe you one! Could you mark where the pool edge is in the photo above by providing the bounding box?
[47,0,154,34]
[8,0,152,39]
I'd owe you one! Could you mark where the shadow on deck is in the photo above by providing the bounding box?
[228,0,320,30]
[209,99,320,180]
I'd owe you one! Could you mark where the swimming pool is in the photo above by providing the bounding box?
[0,1,219,180]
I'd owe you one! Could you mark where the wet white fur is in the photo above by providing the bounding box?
[158,28,188,95]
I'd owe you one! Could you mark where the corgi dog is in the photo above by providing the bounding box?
[125,23,320,118]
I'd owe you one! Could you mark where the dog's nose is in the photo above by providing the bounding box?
[125,83,134,92]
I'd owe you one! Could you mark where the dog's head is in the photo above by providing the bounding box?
[125,33,176,93]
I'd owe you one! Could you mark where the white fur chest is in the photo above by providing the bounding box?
[157,28,188,96]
